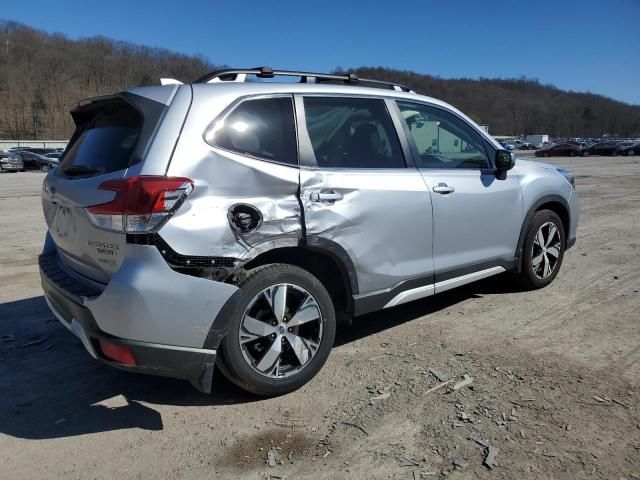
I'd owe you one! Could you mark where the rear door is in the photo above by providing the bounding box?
[296,95,434,299]
[394,100,523,286]
[41,89,181,284]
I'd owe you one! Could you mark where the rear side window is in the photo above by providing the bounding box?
[61,100,142,174]
[302,97,405,169]
[206,97,297,166]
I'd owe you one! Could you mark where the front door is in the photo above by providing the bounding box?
[395,100,523,289]
[295,95,434,308]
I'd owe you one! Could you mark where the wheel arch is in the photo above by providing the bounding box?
[202,241,356,350]
[515,195,570,271]
[242,241,357,316]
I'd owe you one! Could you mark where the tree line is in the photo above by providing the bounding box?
[1,21,639,140]
[347,67,640,138]
[0,21,215,140]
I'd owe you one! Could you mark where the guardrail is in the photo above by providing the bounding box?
[0,140,68,150]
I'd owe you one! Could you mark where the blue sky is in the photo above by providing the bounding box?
[3,0,639,104]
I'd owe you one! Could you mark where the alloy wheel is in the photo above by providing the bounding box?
[238,283,323,378]
[532,221,562,279]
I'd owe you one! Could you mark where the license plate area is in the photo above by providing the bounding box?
[52,205,76,240]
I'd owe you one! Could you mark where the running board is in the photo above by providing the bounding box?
[383,266,506,308]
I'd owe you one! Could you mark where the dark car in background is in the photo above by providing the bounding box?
[13,150,60,172]
[535,142,582,157]
[519,142,537,150]
[614,142,640,156]
[580,141,620,157]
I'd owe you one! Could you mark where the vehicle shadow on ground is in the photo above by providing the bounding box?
[335,273,521,347]
[0,274,519,440]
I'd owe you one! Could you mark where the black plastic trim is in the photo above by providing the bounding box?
[352,273,434,317]
[127,233,238,269]
[304,236,359,295]
[434,258,517,283]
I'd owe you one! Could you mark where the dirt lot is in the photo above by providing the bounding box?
[1,157,639,480]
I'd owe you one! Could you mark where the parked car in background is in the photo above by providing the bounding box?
[0,154,25,172]
[580,141,620,157]
[45,152,63,160]
[13,150,60,171]
[535,142,582,157]
[614,142,640,156]
[519,142,537,150]
[500,142,515,151]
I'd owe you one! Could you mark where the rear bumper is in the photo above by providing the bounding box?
[39,250,231,392]
[1,163,22,171]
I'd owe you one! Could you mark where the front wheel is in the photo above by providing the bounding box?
[40,164,49,173]
[516,210,566,290]
[218,263,336,396]
[628,150,635,156]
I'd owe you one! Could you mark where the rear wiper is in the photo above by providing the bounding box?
[60,165,102,176]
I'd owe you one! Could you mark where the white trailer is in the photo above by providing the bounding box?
[525,135,549,148]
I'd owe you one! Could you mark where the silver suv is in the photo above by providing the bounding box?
[40,68,579,395]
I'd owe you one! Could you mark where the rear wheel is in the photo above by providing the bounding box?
[218,263,336,396]
[516,210,566,289]
[628,150,635,156]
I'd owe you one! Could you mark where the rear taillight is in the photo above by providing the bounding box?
[86,176,193,233]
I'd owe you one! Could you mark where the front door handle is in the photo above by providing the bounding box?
[433,183,455,194]
[310,190,344,203]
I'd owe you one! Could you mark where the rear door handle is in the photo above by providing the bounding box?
[433,183,455,194]
[310,190,344,203]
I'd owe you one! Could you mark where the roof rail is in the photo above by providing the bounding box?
[194,67,414,92]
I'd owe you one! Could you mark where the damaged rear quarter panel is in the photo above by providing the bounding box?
[161,87,302,260]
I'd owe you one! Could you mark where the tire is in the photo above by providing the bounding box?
[628,150,635,157]
[516,210,566,290]
[40,164,49,172]
[545,151,550,157]
[569,151,576,157]
[581,151,589,157]
[217,263,336,396]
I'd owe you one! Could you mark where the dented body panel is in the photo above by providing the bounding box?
[299,167,434,293]
[39,78,580,392]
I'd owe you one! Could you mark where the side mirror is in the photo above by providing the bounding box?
[495,150,516,179]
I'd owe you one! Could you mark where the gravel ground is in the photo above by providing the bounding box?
[1,157,639,480]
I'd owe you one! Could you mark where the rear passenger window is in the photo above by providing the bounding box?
[206,97,297,165]
[397,101,490,169]
[303,97,405,168]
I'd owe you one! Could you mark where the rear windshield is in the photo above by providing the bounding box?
[61,100,142,174]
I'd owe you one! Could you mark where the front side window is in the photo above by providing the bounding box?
[206,96,297,166]
[303,97,405,169]
[397,101,490,169]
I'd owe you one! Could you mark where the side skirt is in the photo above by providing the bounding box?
[353,259,515,316]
